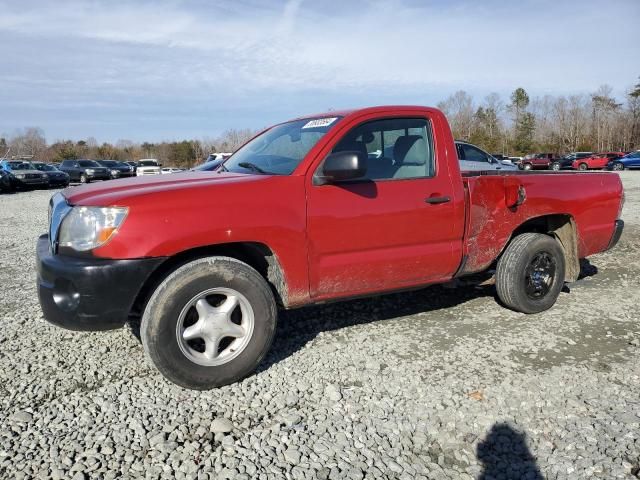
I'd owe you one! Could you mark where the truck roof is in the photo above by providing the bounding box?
[292,105,440,122]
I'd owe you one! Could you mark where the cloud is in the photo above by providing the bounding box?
[0,0,638,141]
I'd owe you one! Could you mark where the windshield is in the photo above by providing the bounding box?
[139,160,159,167]
[223,117,342,175]
[99,160,118,167]
[623,151,640,159]
[32,163,56,171]
[10,162,34,170]
[79,160,101,167]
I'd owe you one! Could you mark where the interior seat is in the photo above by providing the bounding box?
[392,135,428,179]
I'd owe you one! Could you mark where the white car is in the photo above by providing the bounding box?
[455,141,518,171]
[161,167,182,174]
[136,159,161,176]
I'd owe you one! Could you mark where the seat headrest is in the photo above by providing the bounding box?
[393,135,427,166]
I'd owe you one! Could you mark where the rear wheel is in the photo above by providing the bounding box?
[522,163,532,171]
[578,163,588,171]
[496,233,565,314]
[141,256,277,390]
[550,162,560,171]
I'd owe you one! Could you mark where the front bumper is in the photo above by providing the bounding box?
[88,173,111,181]
[15,177,49,187]
[607,219,624,250]
[47,176,69,186]
[37,234,166,331]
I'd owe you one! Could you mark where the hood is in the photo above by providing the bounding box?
[63,171,264,206]
[11,169,45,176]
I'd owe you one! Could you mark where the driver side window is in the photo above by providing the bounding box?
[331,117,434,180]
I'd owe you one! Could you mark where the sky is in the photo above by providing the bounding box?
[0,0,638,143]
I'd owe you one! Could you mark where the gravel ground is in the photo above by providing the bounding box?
[1,172,639,480]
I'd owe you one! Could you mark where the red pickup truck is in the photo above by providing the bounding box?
[37,106,625,389]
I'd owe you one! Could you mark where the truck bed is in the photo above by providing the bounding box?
[459,170,623,275]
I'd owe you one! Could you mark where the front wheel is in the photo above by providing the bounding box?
[496,233,565,314]
[522,163,532,171]
[141,256,277,390]
[550,162,560,171]
[578,163,588,171]
[80,174,89,184]
[612,162,624,171]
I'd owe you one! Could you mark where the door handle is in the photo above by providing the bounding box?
[425,196,451,204]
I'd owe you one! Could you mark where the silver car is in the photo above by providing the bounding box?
[455,141,518,172]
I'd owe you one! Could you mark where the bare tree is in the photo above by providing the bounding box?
[9,127,47,158]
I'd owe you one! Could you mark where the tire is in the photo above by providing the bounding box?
[578,163,588,171]
[522,163,532,171]
[141,256,277,390]
[80,174,88,184]
[496,233,565,314]
[550,162,560,171]
[612,162,624,171]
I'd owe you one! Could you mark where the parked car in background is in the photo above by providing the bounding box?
[206,153,232,162]
[136,159,162,176]
[491,154,514,164]
[31,162,70,188]
[161,167,183,174]
[0,160,49,189]
[608,151,640,170]
[0,168,14,192]
[549,152,593,171]
[572,152,625,170]
[58,159,111,183]
[455,141,517,171]
[192,158,225,172]
[518,153,558,170]
[125,161,138,169]
[97,160,136,179]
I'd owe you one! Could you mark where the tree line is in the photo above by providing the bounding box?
[0,128,257,169]
[2,78,639,168]
[438,79,640,155]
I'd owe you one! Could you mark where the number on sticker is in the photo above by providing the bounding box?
[302,117,338,129]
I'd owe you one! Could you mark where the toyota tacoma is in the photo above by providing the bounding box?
[37,106,625,390]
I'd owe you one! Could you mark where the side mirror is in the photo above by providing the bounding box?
[314,151,367,185]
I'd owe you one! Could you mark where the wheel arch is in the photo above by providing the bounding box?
[508,213,580,282]
[130,241,288,318]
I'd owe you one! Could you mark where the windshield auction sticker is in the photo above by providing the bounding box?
[302,117,338,129]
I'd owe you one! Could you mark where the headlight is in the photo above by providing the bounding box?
[86,169,95,174]
[111,169,119,176]
[15,173,25,179]
[59,206,128,251]
[41,174,47,178]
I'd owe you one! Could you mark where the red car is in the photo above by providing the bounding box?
[573,152,626,170]
[37,106,625,389]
